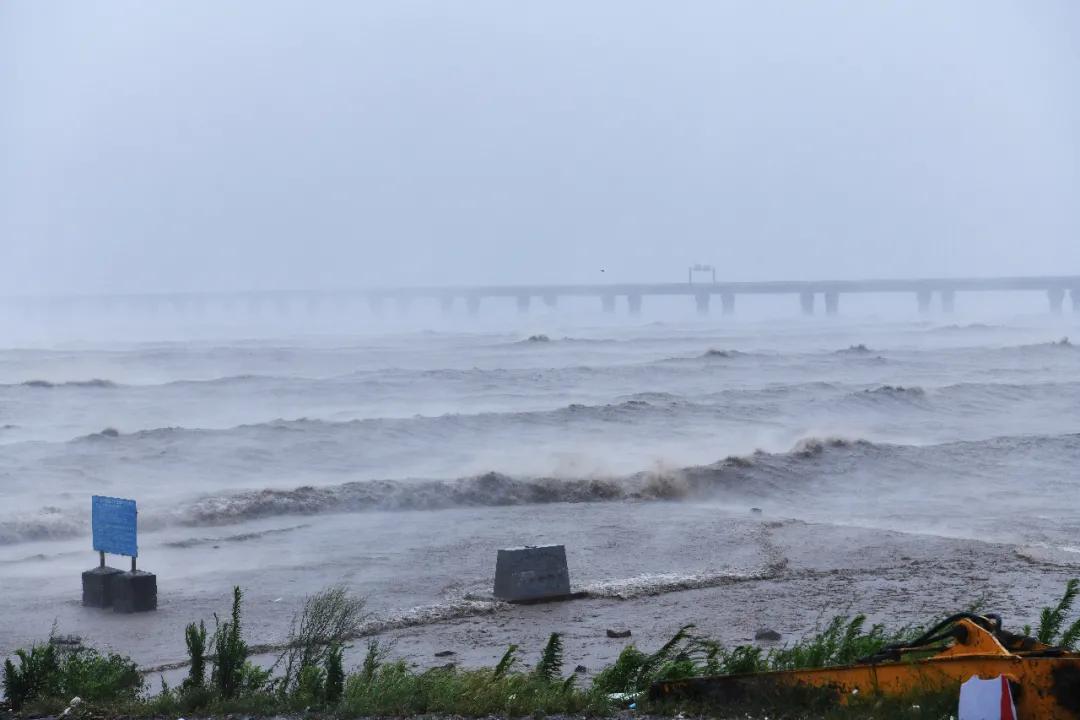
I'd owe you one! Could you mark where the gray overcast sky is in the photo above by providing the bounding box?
[1,1,1078,294]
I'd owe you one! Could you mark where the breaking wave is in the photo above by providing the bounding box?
[5,431,1080,545]
[701,348,747,359]
[858,385,927,399]
[0,508,84,545]
[166,435,878,528]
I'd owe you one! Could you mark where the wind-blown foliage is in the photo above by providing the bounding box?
[1036,578,1080,647]
[9,580,1080,719]
[324,641,345,704]
[211,586,248,698]
[2,641,141,710]
[278,584,366,694]
[183,621,207,690]
[534,632,564,682]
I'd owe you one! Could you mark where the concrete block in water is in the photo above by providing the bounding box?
[82,566,123,608]
[112,571,157,613]
[494,545,571,602]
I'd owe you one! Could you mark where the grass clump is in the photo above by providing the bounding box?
[340,649,605,717]
[593,616,914,697]
[769,614,909,670]
[2,639,141,711]
[3,643,58,710]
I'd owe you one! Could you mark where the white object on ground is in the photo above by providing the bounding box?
[958,675,1016,720]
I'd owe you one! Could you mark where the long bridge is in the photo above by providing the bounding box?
[5,275,1080,318]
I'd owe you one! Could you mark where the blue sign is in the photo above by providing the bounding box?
[92,496,138,557]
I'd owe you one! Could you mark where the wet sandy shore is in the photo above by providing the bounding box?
[368,517,1080,676]
[2,501,1077,679]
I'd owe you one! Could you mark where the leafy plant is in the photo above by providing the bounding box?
[592,644,648,694]
[2,643,58,710]
[57,646,142,702]
[183,621,207,689]
[1036,578,1080,648]
[2,641,140,710]
[211,586,248,698]
[492,644,518,679]
[294,663,325,706]
[325,641,344,704]
[359,639,383,685]
[534,633,564,683]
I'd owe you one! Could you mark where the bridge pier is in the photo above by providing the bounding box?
[916,290,932,315]
[695,292,710,315]
[395,296,412,315]
[516,295,531,314]
[542,294,557,310]
[721,292,735,316]
[628,294,642,316]
[941,290,955,313]
[799,292,815,316]
[440,296,454,315]
[466,296,481,317]
[824,291,839,316]
[367,296,384,316]
[602,295,615,313]
[1048,288,1065,314]
[1072,289,1080,313]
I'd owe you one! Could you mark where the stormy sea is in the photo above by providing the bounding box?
[2,303,1079,670]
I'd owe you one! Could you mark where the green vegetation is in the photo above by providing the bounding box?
[276,583,367,696]
[182,620,206,690]
[4,580,1080,718]
[1022,577,1080,648]
[325,641,345,704]
[211,586,248,698]
[2,640,141,711]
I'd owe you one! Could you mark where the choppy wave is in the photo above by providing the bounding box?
[45,375,1080,445]
[15,379,118,389]
[858,385,927,400]
[926,323,1009,334]
[57,397,710,444]
[509,335,617,346]
[836,344,874,354]
[164,524,310,548]
[701,348,747,359]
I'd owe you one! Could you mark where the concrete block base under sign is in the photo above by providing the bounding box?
[494,545,572,602]
[112,571,157,613]
[82,566,123,608]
